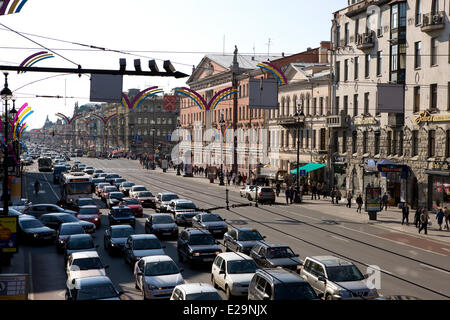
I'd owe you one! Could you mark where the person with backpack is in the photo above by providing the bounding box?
[418,209,429,235]
[401,203,410,226]
[436,207,445,231]
[356,194,363,213]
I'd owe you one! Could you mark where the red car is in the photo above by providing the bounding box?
[122,198,143,217]
[76,205,102,227]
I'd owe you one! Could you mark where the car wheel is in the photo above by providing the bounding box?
[225,285,232,300]
[325,293,333,300]
[247,195,252,201]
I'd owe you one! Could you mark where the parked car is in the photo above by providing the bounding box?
[250,243,302,273]
[119,182,135,196]
[134,191,156,208]
[106,191,125,209]
[96,183,110,196]
[1,207,24,217]
[64,234,98,265]
[66,251,109,284]
[108,205,136,228]
[11,198,31,213]
[223,228,266,255]
[177,228,221,266]
[39,213,96,234]
[248,268,318,300]
[155,192,180,213]
[211,252,257,299]
[170,283,222,300]
[65,276,123,300]
[240,185,256,198]
[144,214,178,239]
[101,185,118,201]
[299,256,379,300]
[247,187,276,204]
[123,234,165,266]
[17,215,56,244]
[83,168,94,175]
[56,223,85,253]
[134,255,184,300]
[93,169,104,177]
[75,206,101,227]
[129,185,148,198]
[191,213,228,238]
[23,204,76,218]
[113,178,127,189]
[104,225,135,255]
[73,198,97,212]
[167,199,198,225]
[105,173,121,185]
[122,197,143,217]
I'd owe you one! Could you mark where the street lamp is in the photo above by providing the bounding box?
[294,109,305,203]
[1,72,13,217]
[219,116,225,186]
[176,120,181,176]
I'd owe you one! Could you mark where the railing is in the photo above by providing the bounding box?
[422,11,445,31]
[356,32,375,49]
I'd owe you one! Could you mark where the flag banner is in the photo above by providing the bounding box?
[163,95,177,111]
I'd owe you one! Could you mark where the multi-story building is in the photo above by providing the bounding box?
[331,0,450,209]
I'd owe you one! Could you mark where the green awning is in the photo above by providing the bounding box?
[290,163,326,174]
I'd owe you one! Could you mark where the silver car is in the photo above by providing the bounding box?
[247,187,276,204]
[299,256,379,300]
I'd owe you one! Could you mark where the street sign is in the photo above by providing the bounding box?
[0,216,18,254]
[0,274,30,300]
[299,170,307,177]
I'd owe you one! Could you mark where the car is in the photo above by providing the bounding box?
[39,213,96,234]
[240,185,256,198]
[155,192,180,213]
[0,207,24,217]
[135,255,184,300]
[250,243,302,273]
[66,251,109,284]
[123,234,165,266]
[64,234,98,265]
[56,222,85,253]
[65,276,123,300]
[92,177,106,189]
[23,204,77,218]
[299,256,379,300]
[192,213,228,238]
[96,183,110,196]
[211,252,258,299]
[248,268,318,300]
[108,205,136,228]
[170,283,222,300]
[177,228,222,266]
[119,182,135,196]
[145,214,178,239]
[83,168,94,175]
[122,197,143,217]
[223,228,266,255]
[106,191,125,209]
[167,199,198,225]
[76,206,102,227]
[247,187,276,204]
[11,198,31,212]
[73,198,98,212]
[17,215,56,244]
[101,185,118,201]
[113,178,127,189]
[134,191,156,208]
[104,225,135,254]
[129,185,148,198]
[93,169,104,177]
[105,173,121,185]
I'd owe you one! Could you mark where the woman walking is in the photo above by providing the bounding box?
[356,194,363,213]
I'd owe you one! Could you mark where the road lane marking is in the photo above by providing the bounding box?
[420,264,450,275]
[41,173,59,200]
[330,235,349,243]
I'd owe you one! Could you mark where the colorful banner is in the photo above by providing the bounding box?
[0,216,18,254]
[90,113,118,126]
[121,87,164,109]
[18,51,54,73]
[257,61,288,85]
[0,0,28,16]
[163,95,177,111]
[174,86,238,111]
[55,113,82,125]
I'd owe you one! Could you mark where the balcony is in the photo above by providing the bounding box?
[356,32,375,50]
[277,116,304,127]
[421,12,445,32]
[388,113,404,127]
[326,113,348,128]
[345,0,390,18]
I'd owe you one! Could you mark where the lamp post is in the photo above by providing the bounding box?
[294,109,305,203]
[219,117,225,186]
[1,73,13,216]
[176,120,181,176]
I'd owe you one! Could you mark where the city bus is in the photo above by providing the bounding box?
[60,172,93,205]
[38,157,53,172]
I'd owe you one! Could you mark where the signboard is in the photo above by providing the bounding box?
[428,160,450,171]
[354,117,378,126]
[365,187,382,212]
[299,170,307,177]
[249,78,278,109]
[90,74,123,103]
[378,165,403,173]
[163,95,177,111]
[414,110,450,125]
[0,274,29,300]
[0,216,18,253]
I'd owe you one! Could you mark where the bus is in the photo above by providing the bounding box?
[60,172,93,205]
[74,149,83,157]
[38,157,53,172]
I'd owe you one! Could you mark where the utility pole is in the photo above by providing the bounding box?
[232,46,239,176]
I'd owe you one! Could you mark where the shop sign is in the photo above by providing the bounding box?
[378,165,403,173]
[427,160,450,171]
[334,165,346,174]
[365,187,382,212]
[364,159,378,171]
[333,156,347,164]
[414,110,450,125]
[354,117,378,126]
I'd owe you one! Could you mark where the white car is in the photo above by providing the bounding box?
[66,251,109,285]
[240,185,256,198]
[167,199,198,225]
[211,252,257,299]
[134,255,184,300]
[129,185,148,198]
[170,283,222,300]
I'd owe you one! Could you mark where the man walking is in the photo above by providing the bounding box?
[285,188,291,205]
[418,209,429,235]
[401,203,410,226]
[414,207,422,228]
[356,194,363,213]
[444,207,450,231]
[311,184,317,200]
[275,183,281,197]
[436,207,444,231]
[382,193,389,211]
[346,191,352,208]
[330,187,336,204]
[335,189,342,205]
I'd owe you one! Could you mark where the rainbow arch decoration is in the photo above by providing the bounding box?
[175,87,238,111]
[56,113,82,125]
[121,86,164,110]
[18,51,54,73]
[10,103,33,140]
[0,0,28,15]
[90,113,118,126]
[208,87,238,110]
[257,61,287,85]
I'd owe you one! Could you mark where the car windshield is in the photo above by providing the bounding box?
[111,228,134,238]
[79,208,98,215]
[202,214,222,222]
[138,192,153,197]
[71,258,103,270]
[77,283,118,300]
[110,193,124,200]
[326,265,365,282]
[115,179,126,183]
[123,199,139,205]
[132,239,161,250]
[227,260,257,274]
[67,237,94,250]
[238,230,264,241]
[21,219,44,229]
[176,202,196,210]
[133,187,146,192]
[186,292,222,300]
[144,261,179,276]
[266,247,296,259]
[78,199,95,206]
[59,215,79,223]
[122,183,134,187]
[274,283,318,300]
[153,216,174,224]
[162,194,179,201]
[112,209,132,217]
[189,234,216,245]
[60,225,84,235]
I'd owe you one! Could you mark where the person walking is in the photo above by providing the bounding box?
[330,187,336,204]
[414,207,422,228]
[356,194,363,213]
[436,207,445,231]
[335,189,342,205]
[311,184,317,200]
[285,188,291,205]
[418,209,429,235]
[401,203,410,226]
[444,207,450,231]
[275,183,281,197]
[34,179,40,196]
[346,191,352,208]
[382,193,389,211]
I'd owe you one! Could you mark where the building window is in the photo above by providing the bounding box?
[343,96,348,115]
[377,51,382,76]
[415,42,422,69]
[374,131,380,155]
[399,130,404,156]
[430,84,438,110]
[312,130,316,149]
[431,0,439,14]
[431,37,438,66]
[446,130,450,158]
[320,97,324,115]
[352,131,357,154]
[364,92,369,114]
[365,54,370,78]
[355,18,359,40]
[412,130,419,156]
[354,56,359,80]
[306,130,309,149]
[306,95,310,115]
[415,0,422,25]
[363,131,368,154]
[428,130,436,157]
[342,131,347,153]
[414,86,420,112]
[344,59,349,81]
[336,96,340,115]
[345,23,349,45]
[387,131,392,155]
[313,98,317,115]
[336,61,340,83]
[335,25,341,48]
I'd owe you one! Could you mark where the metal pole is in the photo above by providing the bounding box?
[232,46,239,176]
[2,91,9,215]
[296,120,300,197]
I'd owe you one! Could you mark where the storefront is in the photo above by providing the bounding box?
[425,161,450,210]
[358,158,381,197]
[377,160,408,206]
[333,156,347,191]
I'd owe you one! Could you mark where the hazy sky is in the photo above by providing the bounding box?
[0,0,343,128]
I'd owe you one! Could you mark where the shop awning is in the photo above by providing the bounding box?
[290,163,326,174]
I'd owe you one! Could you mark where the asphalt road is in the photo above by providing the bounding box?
[20,158,450,300]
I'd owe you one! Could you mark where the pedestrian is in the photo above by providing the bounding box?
[330,188,336,204]
[322,185,327,199]
[290,187,295,204]
[311,184,317,200]
[401,202,410,226]
[285,188,291,205]
[356,194,363,213]
[414,207,422,228]
[276,183,281,197]
[382,193,389,211]
[436,207,444,231]
[444,207,450,231]
[227,172,231,185]
[336,189,341,205]
[34,179,40,196]
[418,209,429,235]
[346,191,352,208]
[232,172,236,185]
[316,183,321,200]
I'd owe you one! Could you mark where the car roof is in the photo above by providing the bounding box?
[18,214,38,221]
[111,205,132,210]
[70,251,100,259]
[308,256,353,267]
[235,228,258,232]
[151,213,173,218]
[76,276,113,287]
[172,199,193,203]
[78,198,94,201]
[110,224,133,230]
[258,243,290,249]
[68,234,92,240]
[60,222,83,228]
[183,228,213,236]
[176,283,217,294]
[257,268,307,284]
[79,205,98,209]
[218,252,253,261]
[141,255,173,263]
[132,185,146,188]
[159,192,177,196]
[129,234,157,240]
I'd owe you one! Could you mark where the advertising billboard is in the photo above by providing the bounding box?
[0,216,18,254]
[249,78,278,109]
[365,187,382,212]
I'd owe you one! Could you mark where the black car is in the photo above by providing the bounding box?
[73,198,97,212]
[104,225,135,254]
[56,223,86,253]
[113,178,127,189]
[177,228,222,266]
[250,243,303,273]
[92,177,106,189]
[39,213,96,234]
[223,228,266,254]
[17,216,56,244]
[105,173,121,185]
[108,206,136,228]
[64,234,98,265]
[144,214,179,239]
[66,276,123,301]
[23,204,76,218]
[191,213,228,239]
[106,192,125,209]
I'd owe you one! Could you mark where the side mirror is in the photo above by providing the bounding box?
[318,276,327,283]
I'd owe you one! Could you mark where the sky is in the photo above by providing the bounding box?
[0,0,344,129]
